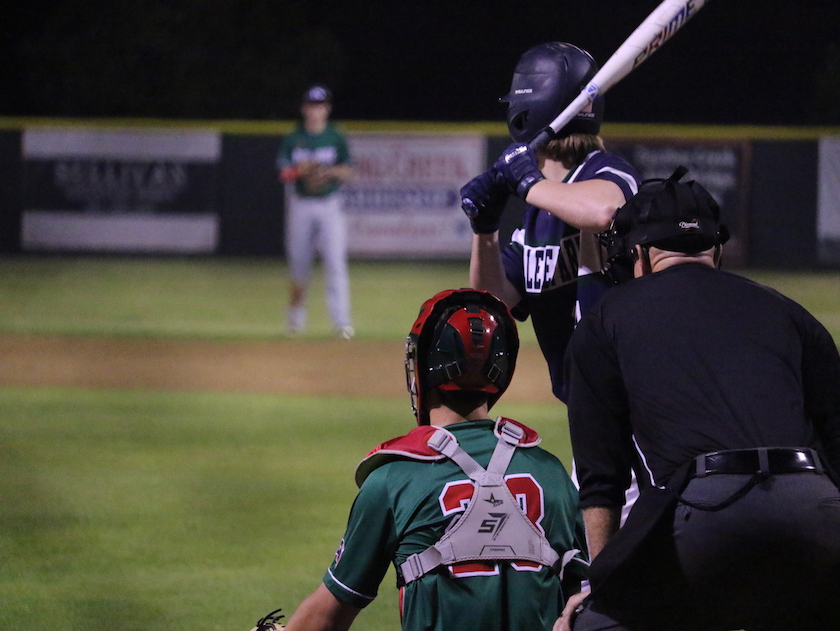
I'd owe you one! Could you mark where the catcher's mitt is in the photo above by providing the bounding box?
[250,607,285,631]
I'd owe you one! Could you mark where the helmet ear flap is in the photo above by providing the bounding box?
[508,111,529,138]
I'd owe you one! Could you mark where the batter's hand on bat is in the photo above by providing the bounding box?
[460,168,509,234]
[494,143,545,199]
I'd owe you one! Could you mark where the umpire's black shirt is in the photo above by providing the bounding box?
[565,263,840,510]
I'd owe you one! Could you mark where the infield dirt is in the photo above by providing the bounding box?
[0,334,556,403]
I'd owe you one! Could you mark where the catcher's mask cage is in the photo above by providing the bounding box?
[501,42,604,144]
[405,289,519,426]
[599,166,731,284]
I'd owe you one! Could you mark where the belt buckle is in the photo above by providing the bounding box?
[695,449,752,477]
[767,447,818,473]
[696,447,822,478]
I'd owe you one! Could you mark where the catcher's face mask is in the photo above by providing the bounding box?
[405,289,518,425]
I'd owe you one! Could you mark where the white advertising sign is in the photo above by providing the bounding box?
[818,136,840,264]
[21,127,221,254]
[343,134,487,258]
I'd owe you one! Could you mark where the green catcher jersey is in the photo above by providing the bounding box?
[323,418,587,631]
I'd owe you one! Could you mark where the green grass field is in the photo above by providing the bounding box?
[1,257,838,631]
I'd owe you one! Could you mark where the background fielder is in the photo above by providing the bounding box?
[277,85,354,339]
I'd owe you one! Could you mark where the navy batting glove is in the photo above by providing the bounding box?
[494,143,545,199]
[460,168,509,234]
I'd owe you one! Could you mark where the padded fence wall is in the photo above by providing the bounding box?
[0,120,837,269]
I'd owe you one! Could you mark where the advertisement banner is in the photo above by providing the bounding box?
[818,136,840,265]
[21,127,221,253]
[343,134,486,258]
[608,139,750,266]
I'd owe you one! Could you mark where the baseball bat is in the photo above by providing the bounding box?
[530,0,709,150]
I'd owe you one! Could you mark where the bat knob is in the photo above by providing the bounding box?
[461,197,479,218]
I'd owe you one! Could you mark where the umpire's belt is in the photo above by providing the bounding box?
[692,447,824,478]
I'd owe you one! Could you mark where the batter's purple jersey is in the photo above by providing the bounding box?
[501,150,640,402]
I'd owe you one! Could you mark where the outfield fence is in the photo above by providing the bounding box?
[1,118,839,268]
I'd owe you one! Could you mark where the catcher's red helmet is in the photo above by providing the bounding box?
[405,289,518,425]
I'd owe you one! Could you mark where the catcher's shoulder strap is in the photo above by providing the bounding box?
[398,417,579,586]
[354,418,541,488]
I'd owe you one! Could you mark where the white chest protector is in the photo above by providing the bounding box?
[399,420,581,585]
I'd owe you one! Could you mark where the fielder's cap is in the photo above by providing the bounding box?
[302,85,332,104]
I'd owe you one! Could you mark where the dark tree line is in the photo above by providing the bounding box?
[2,1,839,125]
[2,0,345,119]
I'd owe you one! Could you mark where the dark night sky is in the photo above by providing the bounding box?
[321,0,840,125]
[3,0,839,125]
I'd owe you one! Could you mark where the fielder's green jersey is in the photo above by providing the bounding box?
[323,419,587,631]
[276,122,351,198]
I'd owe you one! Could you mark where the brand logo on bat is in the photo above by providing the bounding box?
[634,0,702,69]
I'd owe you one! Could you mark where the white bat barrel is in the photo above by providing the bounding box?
[530,0,709,150]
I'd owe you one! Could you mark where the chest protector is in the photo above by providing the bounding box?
[358,418,579,586]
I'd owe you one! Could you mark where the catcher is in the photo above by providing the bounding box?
[260,289,587,631]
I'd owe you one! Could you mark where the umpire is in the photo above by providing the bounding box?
[558,167,840,631]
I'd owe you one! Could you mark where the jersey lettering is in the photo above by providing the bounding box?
[291,145,339,166]
[438,474,546,577]
[524,245,558,293]
[523,233,581,293]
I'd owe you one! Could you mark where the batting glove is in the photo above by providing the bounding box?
[494,143,545,199]
[460,168,510,234]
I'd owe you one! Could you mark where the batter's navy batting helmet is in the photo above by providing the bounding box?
[405,289,518,426]
[599,166,730,283]
[501,42,604,144]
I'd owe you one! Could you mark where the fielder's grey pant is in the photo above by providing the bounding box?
[285,192,351,329]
